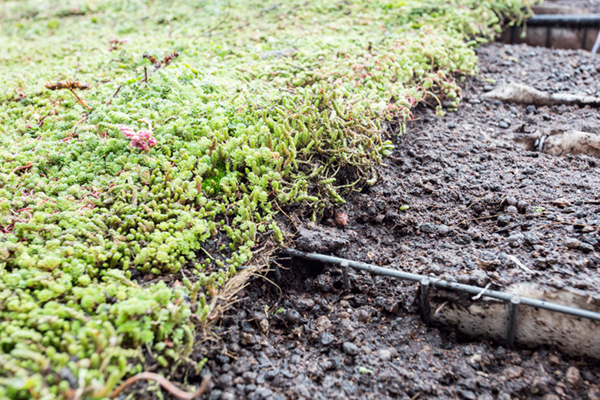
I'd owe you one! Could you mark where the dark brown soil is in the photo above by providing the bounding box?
[122,40,600,400]
[176,42,600,400]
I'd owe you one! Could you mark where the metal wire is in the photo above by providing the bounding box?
[282,248,600,322]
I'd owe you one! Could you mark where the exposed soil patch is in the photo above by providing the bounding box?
[177,42,600,400]
[125,42,600,400]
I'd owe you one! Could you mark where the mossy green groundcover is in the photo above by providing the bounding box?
[0,0,535,398]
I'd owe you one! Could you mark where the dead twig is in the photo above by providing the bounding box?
[68,89,92,110]
[506,255,533,273]
[107,84,123,105]
[109,373,210,400]
[197,0,230,38]
[73,63,80,80]
[472,283,492,300]
[45,81,92,110]
[434,301,448,316]
[12,164,33,174]
[72,115,88,135]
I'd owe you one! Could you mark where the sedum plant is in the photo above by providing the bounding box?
[0,0,537,398]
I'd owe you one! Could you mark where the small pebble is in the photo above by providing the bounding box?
[334,213,349,227]
[243,372,257,383]
[588,387,600,400]
[259,319,269,333]
[209,390,222,400]
[505,196,518,206]
[240,333,255,346]
[358,309,369,323]
[564,238,581,249]
[580,242,595,253]
[377,349,392,361]
[471,270,489,287]
[437,224,450,235]
[497,215,511,226]
[296,298,315,311]
[421,223,436,234]
[342,342,359,356]
[524,232,539,245]
[284,309,300,324]
[499,121,509,129]
[566,366,581,387]
[221,392,236,400]
[254,387,273,398]
[506,205,518,214]
[507,233,524,247]
[315,316,332,332]
[543,395,559,400]
[460,390,477,400]
[320,332,335,346]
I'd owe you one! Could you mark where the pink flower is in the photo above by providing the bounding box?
[119,125,135,138]
[120,125,157,152]
[137,130,152,140]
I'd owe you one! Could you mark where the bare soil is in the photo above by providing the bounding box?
[122,42,600,400]
[176,42,600,400]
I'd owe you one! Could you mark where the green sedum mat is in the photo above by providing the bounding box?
[0,0,535,398]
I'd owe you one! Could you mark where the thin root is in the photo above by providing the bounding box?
[12,164,33,174]
[109,373,210,400]
[69,89,92,111]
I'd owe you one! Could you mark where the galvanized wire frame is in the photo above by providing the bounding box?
[282,248,600,347]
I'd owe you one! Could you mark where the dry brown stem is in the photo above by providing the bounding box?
[109,373,210,399]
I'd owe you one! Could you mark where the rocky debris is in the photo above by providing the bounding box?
[320,332,335,346]
[563,237,594,252]
[295,225,349,253]
[506,205,519,214]
[334,213,349,227]
[377,349,392,361]
[507,232,525,246]
[259,319,269,334]
[342,342,359,356]
[566,366,581,387]
[283,309,300,324]
[315,316,332,332]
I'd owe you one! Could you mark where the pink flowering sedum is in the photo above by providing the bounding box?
[119,126,157,151]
